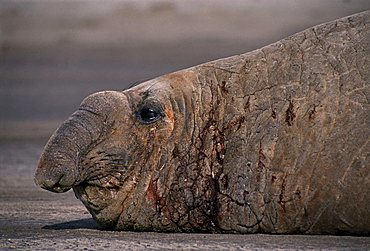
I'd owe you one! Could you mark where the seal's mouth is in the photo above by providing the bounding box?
[73,174,122,213]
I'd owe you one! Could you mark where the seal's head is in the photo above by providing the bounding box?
[35,71,215,231]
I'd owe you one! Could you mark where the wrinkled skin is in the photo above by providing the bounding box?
[35,11,370,234]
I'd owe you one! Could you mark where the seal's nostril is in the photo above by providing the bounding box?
[41,180,71,193]
[36,172,73,193]
[50,182,70,193]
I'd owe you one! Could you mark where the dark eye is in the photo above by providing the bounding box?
[137,107,162,124]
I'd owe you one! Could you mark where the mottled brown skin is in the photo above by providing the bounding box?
[35,12,370,235]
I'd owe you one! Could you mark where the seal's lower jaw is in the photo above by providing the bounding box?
[73,178,122,229]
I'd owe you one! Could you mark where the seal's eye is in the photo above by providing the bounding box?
[137,107,162,124]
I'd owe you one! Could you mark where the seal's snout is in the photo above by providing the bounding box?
[34,91,123,194]
[35,156,77,193]
[35,176,71,193]
[35,169,72,193]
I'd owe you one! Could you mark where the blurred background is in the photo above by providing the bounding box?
[0,0,369,139]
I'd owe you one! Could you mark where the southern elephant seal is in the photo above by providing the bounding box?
[35,11,370,235]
